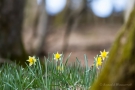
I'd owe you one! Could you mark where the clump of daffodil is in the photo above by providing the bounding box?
[99,49,109,60]
[95,56,102,69]
[57,65,64,72]
[27,56,36,66]
[93,49,109,69]
[54,52,62,61]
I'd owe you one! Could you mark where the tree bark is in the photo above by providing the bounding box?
[91,8,135,90]
[22,0,48,56]
[0,0,27,65]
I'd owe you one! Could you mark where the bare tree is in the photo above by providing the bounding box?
[22,0,48,56]
[0,0,28,65]
[0,0,48,65]
[62,0,87,52]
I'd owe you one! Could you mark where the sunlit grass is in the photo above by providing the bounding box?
[0,50,108,90]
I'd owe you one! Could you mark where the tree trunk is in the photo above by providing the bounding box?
[91,8,135,90]
[22,0,48,56]
[124,0,135,22]
[0,0,27,65]
[62,0,87,52]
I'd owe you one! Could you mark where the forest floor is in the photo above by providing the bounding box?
[45,23,122,66]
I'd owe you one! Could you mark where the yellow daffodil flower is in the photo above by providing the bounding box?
[27,56,36,66]
[100,49,109,60]
[54,52,62,61]
[96,56,102,69]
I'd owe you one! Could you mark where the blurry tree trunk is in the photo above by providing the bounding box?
[124,0,135,22]
[34,0,48,56]
[91,8,135,90]
[23,0,48,56]
[0,0,28,65]
[62,0,87,52]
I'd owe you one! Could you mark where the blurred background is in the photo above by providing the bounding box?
[0,0,133,65]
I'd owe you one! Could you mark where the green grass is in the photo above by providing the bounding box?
[0,53,98,90]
